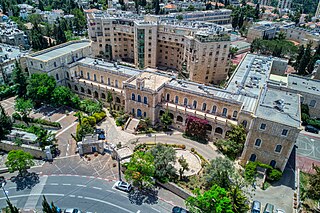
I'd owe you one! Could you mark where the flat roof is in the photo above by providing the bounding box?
[255,87,300,127]
[129,72,171,91]
[287,74,320,95]
[31,41,91,61]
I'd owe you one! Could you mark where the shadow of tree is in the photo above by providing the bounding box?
[10,172,40,191]
[128,187,159,205]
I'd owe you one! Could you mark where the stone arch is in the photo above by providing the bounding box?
[116,97,121,103]
[94,91,98,98]
[74,85,78,91]
[249,154,257,162]
[169,113,174,119]
[177,115,183,123]
[81,87,84,93]
[159,110,165,116]
[101,93,106,99]
[206,124,212,132]
[215,127,223,135]
[67,83,71,89]
[87,89,92,95]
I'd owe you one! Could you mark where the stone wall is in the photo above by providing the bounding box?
[0,140,45,159]
[156,181,194,200]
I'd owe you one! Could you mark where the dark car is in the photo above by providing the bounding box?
[95,128,105,134]
[172,206,189,213]
[251,200,261,213]
[305,125,319,134]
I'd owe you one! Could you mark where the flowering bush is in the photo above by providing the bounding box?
[185,116,208,142]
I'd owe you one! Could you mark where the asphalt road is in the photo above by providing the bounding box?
[0,175,174,213]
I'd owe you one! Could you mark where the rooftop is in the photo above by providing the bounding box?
[78,57,141,77]
[287,74,320,94]
[255,87,300,128]
[0,43,27,63]
[128,72,171,91]
[30,40,91,61]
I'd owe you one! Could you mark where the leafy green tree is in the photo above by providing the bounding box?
[215,139,244,160]
[0,104,12,139]
[160,110,172,130]
[6,199,19,213]
[308,164,320,200]
[27,73,56,105]
[178,156,189,180]
[226,124,246,142]
[298,42,312,75]
[254,3,260,19]
[38,0,44,11]
[12,61,27,98]
[125,151,155,188]
[79,99,103,115]
[42,196,59,213]
[150,144,177,182]
[294,45,305,70]
[72,8,86,35]
[186,184,233,213]
[154,0,160,14]
[14,98,33,120]
[51,86,72,106]
[107,91,113,110]
[53,20,67,44]
[5,150,35,175]
[228,186,249,213]
[204,157,238,189]
[29,14,49,50]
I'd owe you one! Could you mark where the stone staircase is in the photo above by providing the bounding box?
[125,118,140,133]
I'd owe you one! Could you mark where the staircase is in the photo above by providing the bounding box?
[125,118,140,133]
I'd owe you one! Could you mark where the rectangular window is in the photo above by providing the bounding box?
[101,76,104,83]
[281,129,288,136]
[260,123,266,130]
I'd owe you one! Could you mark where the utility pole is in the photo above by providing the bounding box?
[117,154,122,181]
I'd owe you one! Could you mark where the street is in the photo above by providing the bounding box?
[0,175,176,213]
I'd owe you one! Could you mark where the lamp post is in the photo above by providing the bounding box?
[1,181,9,201]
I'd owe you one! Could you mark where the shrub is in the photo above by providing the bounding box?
[180,144,186,149]
[191,148,195,152]
[307,119,320,129]
[92,111,106,123]
[94,152,99,157]
[244,161,257,182]
[31,118,61,128]
[12,112,22,120]
[268,169,282,181]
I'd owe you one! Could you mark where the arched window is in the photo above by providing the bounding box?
[212,105,217,114]
[143,112,147,117]
[255,139,262,147]
[166,93,170,101]
[132,93,135,101]
[101,93,106,99]
[115,80,118,88]
[177,115,183,123]
[56,73,59,81]
[215,127,223,134]
[116,97,121,103]
[193,100,197,109]
[175,96,179,104]
[80,70,83,77]
[202,103,207,111]
[144,97,148,104]
[132,108,135,114]
[87,89,91,95]
[206,124,213,132]
[242,120,248,128]
[101,76,104,83]
[74,85,78,91]
[94,74,97,81]
[81,87,84,93]
[138,95,141,102]
[270,160,276,168]
[67,83,71,89]
[66,72,69,79]
[94,91,98,98]
[310,100,316,108]
[108,78,110,85]
[233,111,238,118]
[184,98,188,106]
[137,109,142,117]
[249,154,257,162]
[87,72,90,80]
[222,108,228,117]
[275,145,282,153]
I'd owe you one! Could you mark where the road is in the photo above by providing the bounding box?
[0,175,175,213]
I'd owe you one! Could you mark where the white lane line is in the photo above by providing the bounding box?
[76,184,86,187]
[56,122,78,137]
[92,187,102,190]
[151,207,161,213]
[0,193,64,200]
[55,112,73,122]
[84,196,135,213]
[24,176,48,209]
[50,183,59,186]
[69,195,76,198]
[106,190,115,193]
[78,196,83,198]
[62,183,71,186]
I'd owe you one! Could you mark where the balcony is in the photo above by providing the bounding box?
[71,77,123,94]
[161,102,237,126]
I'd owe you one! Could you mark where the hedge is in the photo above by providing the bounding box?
[244,161,283,183]
[31,118,61,128]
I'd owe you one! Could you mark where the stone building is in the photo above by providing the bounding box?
[87,11,231,85]
[247,24,278,43]
[280,26,320,48]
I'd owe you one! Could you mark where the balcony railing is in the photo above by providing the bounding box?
[70,77,123,94]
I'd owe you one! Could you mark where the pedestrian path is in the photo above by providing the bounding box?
[23,176,48,209]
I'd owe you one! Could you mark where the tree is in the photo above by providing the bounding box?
[0,104,12,139]
[254,3,260,19]
[12,61,27,98]
[51,86,72,106]
[206,3,212,10]
[72,8,86,35]
[42,196,60,213]
[308,164,320,200]
[228,185,249,213]
[298,42,312,75]
[14,98,33,121]
[150,144,177,182]
[125,151,155,188]
[154,0,160,15]
[38,0,44,11]
[204,157,238,189]
[5,150,35,175]
[27,73,56,105]
[107,91,113,110]
[178,156,189,180]
[160,110,172,130]
[229,47,239,59]
[6,199,19,213]
[53,20,67,44]
[294,45,305,70]
[186,184,233,213]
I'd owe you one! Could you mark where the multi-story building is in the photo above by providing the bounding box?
[247,22,278,42]
[0,44,29,84]
[87,11,231,85]
[280,26,320,48]
[277,0,292,10]
[24,40,301,171]
[316,0,320,18]
[0,20,29,49]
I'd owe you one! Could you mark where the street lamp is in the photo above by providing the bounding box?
[1,181,10,201]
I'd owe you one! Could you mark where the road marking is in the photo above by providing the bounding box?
[92,187,102,190]
[55,112,73,122]
[69,195,76,198]
[151,207,161,213]
[0,193,64,200]
[84,196,135,213]
[62,184,71,186]
[76,184,86,187]
[106,190,115,193]
[24,176,48,209]
[54,154,78,160]
[136,211,140,213]
[50,183,59,186]
[78,196,83,198]
[56,122,78,137]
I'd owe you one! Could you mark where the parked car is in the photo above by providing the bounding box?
[114,181,132,192]
[98,133,105,140]
[95,128,105,134]
[276,209,285,213]
[263,203,274,213]
[64,209,81,213]
[172,206,189,213]
[251,200,261,213]
[305,125,319,134]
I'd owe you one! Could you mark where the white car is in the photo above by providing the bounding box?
[114,181,132,192]
[64,209,82,213]
[276,209,285,213]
